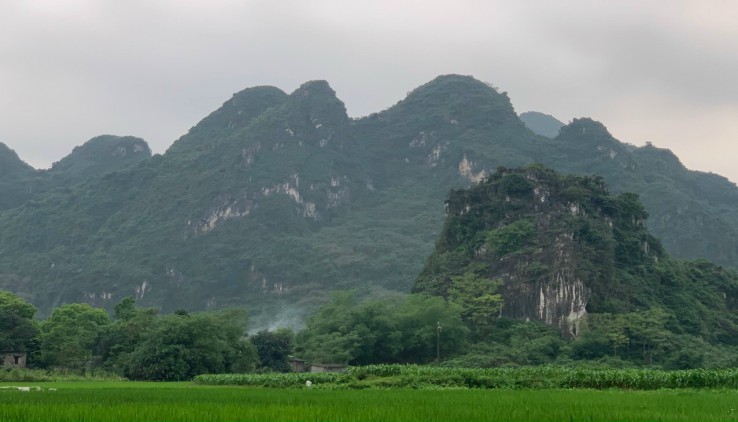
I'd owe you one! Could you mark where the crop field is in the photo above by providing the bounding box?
[2,381,738,421]
[196,365,738,390]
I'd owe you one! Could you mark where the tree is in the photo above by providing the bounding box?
[393,294,469,363]
[97,298,158,371]
[250,328,294,372]
[296,292,468,365]
[39,303,110,370]
[0,291,39,353]
[448,271,503,338]
[294,291,361,364]
[121,308,257,380]
[113,296,137,321]
[625,307,673,364]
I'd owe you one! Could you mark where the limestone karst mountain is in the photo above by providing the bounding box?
[1,75,738,326]
[413,166,738,344]
[0,135,151,211]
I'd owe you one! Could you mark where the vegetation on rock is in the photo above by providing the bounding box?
[412,166,738,368]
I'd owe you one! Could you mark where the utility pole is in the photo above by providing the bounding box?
[436,321,442,364]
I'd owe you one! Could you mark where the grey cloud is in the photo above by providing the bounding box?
[0,0,736,183]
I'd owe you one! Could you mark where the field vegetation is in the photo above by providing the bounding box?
[195,364,738,390]
[1,381,738,421]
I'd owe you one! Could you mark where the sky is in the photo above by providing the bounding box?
[1,0,737,182]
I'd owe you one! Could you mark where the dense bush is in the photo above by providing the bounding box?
[295,292,468,365]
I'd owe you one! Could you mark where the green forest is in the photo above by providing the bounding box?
[4,168,738,380]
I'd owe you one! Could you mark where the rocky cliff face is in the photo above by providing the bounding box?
[414,166,664,337]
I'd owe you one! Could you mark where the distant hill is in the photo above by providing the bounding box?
[0,142,36,210]
[46,135,151,183]
[0,136,152,211]
[2,75,738,327]
[519,111,565,138]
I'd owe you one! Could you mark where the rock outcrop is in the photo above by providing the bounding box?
[414,166,664,337]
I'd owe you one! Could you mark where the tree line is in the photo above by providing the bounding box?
[3,286,736,381]
[1,290,468,380]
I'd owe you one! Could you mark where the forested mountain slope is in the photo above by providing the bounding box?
[1,75,737,324]
[0,135,151,211]
[0,142,36,210]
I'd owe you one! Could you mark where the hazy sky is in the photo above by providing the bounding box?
[2,0,737,182]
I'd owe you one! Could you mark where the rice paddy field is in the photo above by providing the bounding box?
[1,382,738,421]
[4,366,738,421]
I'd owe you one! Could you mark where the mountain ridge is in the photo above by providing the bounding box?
[1,75,738,326]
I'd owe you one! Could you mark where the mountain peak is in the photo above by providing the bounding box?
[49,135,151,178]
[383,74,518,128]
[293,79,334,95]
[520,111,565,138]
[0,142,34,179]
[287,79,349,125]
[407,74,501,101]
[290,80,342,105]
[558,118,613,141]
[228,85,288,109]
[166,86,288,157]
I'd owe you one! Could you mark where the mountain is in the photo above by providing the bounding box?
[2,74,738,327]
[45,135,151,183]
[519,111,565,138]
[413,166,738,343]
[0,142,35,210]
[0,136,152,211]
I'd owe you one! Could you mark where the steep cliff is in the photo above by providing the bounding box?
[414,166,738,342]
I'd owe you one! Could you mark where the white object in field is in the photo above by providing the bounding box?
[305,380,312,388]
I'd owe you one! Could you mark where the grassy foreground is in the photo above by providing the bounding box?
[1,382,738,421]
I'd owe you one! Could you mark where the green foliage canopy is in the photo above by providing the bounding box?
[39,303,110,369]
[296,292,468,365]
[250,328,294,372]
[0,291,39,353]
[120,308,256,381]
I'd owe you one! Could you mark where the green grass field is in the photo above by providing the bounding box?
[1,382,738,421]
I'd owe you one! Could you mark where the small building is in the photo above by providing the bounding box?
[2,352,27,369]
[288,357,306,373]
[309,363,347,373]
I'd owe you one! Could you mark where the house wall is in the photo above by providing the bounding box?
[309,365,346,373]
[2,353,27,369]
[289,360,306,373]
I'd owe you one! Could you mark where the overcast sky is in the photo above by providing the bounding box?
[2,0,737,182]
